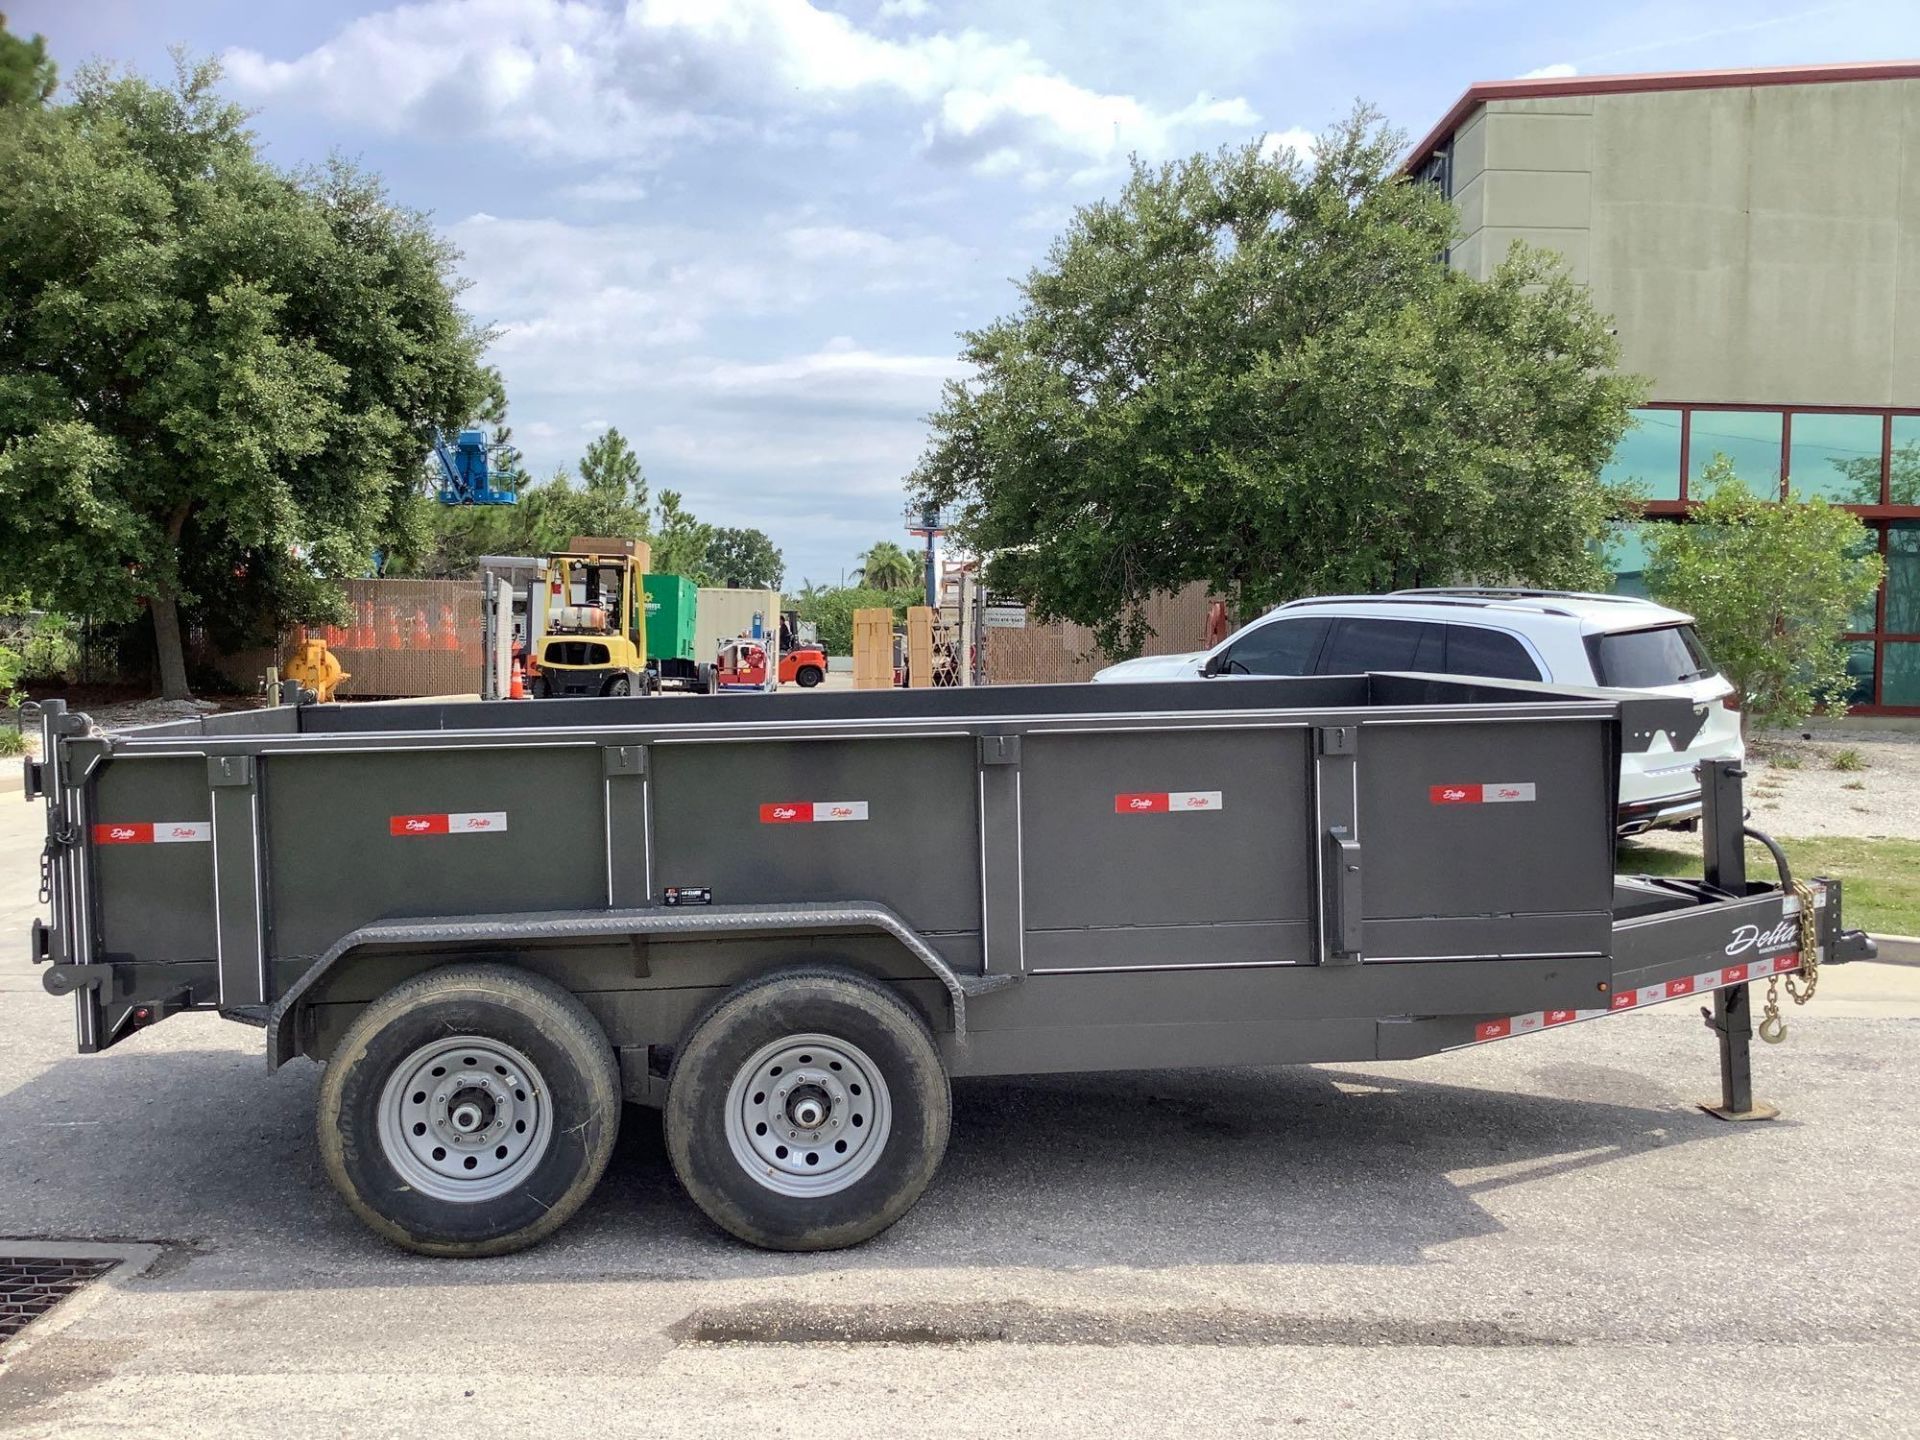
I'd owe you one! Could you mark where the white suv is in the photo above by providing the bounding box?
[1093,589,1743,835]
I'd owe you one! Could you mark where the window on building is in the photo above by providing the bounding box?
[1601,409,1682,501]
[1888,523,1920,637]
[1848,527,1884,635]
[1891,417,1920,506]
[1687,410,1782,496]
[1606,522,1654,599]
[1882,643,1920,707]
[1788,412,1884,502]
[1845,641,1879,707]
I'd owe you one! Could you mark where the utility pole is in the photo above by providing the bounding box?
[906,503,945,609]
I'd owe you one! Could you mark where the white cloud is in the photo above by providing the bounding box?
[878,0,934,18]
[1518,62,1578,79]
[448,209,973,374]
[557,175,651,205]
[453,211,968,551]
[222,0,1257,176]
[685,336,969,397]
[1258,125,1318,162]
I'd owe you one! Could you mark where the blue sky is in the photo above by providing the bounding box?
[16,1,1919,585]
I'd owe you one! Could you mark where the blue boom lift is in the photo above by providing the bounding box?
[433,428,519,506]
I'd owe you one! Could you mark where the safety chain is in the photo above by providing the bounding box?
[37,811,79,905]
[1758,879,1822,1044]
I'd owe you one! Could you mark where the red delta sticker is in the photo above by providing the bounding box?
[1431,782,1536,805]
[1475,1019,1512,1042]
[390,811,507,837]
[1544,1009,1577,1026]
[1114,791,1222,814]
[1665,976,1695,997]
[759,801,870,824]
[93,821,209,845]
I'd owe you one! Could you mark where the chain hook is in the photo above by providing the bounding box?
[1759,880,1822,1045]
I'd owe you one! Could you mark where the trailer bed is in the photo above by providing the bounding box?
[25,673,1872,1254]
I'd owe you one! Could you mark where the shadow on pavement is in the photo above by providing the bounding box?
[0,1037,1740,1290]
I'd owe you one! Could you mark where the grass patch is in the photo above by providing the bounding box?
[1843,780,1866,791]
[1830,748,1867,772]
[0,727,24,758]
[1620,836,1920,937]
[1769,751,1804,771]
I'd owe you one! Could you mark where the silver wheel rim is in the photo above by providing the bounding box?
[723,1033,892,1197]
[376,1036,552,1204]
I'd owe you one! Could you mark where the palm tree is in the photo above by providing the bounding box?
[853,541,919,592]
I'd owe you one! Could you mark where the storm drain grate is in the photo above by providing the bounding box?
[0,1258,118,1347]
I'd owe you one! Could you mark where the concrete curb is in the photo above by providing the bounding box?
[1869,934,1920,966]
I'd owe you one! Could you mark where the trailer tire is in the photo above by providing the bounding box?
[317,964,621,1258]
[794,664,824,689]
[665,967,949,1251]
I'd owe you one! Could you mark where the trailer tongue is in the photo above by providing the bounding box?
[24,673,1873,1256]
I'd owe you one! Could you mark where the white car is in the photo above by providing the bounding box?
[1094,588,1744,835]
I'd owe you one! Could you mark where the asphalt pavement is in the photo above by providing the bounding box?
[0,764,1916,1438]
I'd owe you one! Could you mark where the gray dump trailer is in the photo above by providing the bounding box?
[24,676,1873,1255]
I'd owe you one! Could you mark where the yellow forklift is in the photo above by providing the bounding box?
[526,537,660,697]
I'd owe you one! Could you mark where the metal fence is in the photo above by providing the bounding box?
[983,583,1218,685]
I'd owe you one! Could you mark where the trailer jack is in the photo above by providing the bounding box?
[1699,984,1778,1122]
[1688,758,1875,1120]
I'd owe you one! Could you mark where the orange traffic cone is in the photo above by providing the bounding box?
[509,651,527,700]
[410,607,431,649]
[383,605,403,650]
[440,604,460,652]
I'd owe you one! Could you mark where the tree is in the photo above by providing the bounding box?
[1832,438,1920,506]
[650,490,716,582]
[911,111,1643,656]
[853,540,919,592]
[0,14,55,109]
[705,526,784,589]
[574,427,648,528]
[0,55,491,696]
[791,581,909,656]
[1646,456,1884,731]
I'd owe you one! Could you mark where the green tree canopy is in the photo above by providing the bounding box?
[911,110,1644,655]
[853,540,919,592]
[1647,456,1884,731]
[790,581,908,656]
[0,54,492,696]
[650,490,716,581]
[566,426,650,539]
[705,526,784,589]
[0,14,55,109]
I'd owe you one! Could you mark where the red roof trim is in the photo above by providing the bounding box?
[1403,59,1920,172]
